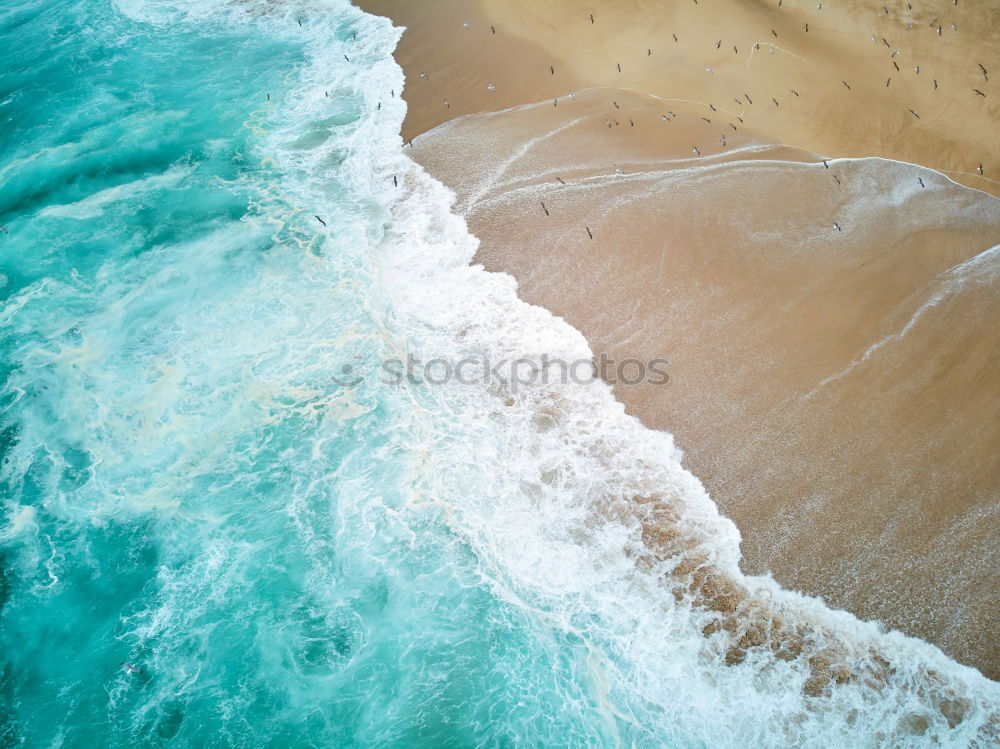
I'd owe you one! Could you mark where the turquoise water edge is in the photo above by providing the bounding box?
[0,1,630,744]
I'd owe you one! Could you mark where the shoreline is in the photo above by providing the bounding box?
[357,0,1000,680]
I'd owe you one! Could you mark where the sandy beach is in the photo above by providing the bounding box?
[357,0,1000,679]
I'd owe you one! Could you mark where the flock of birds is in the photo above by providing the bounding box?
[593,3,985,168]
[462,0,989,239]
[426,1,993,238]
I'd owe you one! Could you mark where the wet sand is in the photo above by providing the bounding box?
[357,0,1000,678]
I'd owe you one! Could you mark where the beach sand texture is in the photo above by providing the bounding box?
[358,0,1000,678]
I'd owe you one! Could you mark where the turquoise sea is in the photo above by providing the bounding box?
[1,0,997,746]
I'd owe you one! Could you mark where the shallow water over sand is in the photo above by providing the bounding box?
[409,89,1000,677]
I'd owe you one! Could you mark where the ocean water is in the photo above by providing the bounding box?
[0,1,997,747]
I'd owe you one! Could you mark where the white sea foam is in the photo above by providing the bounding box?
[39,164,195,220]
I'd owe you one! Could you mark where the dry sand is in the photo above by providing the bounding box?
[357,0,1000,678]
